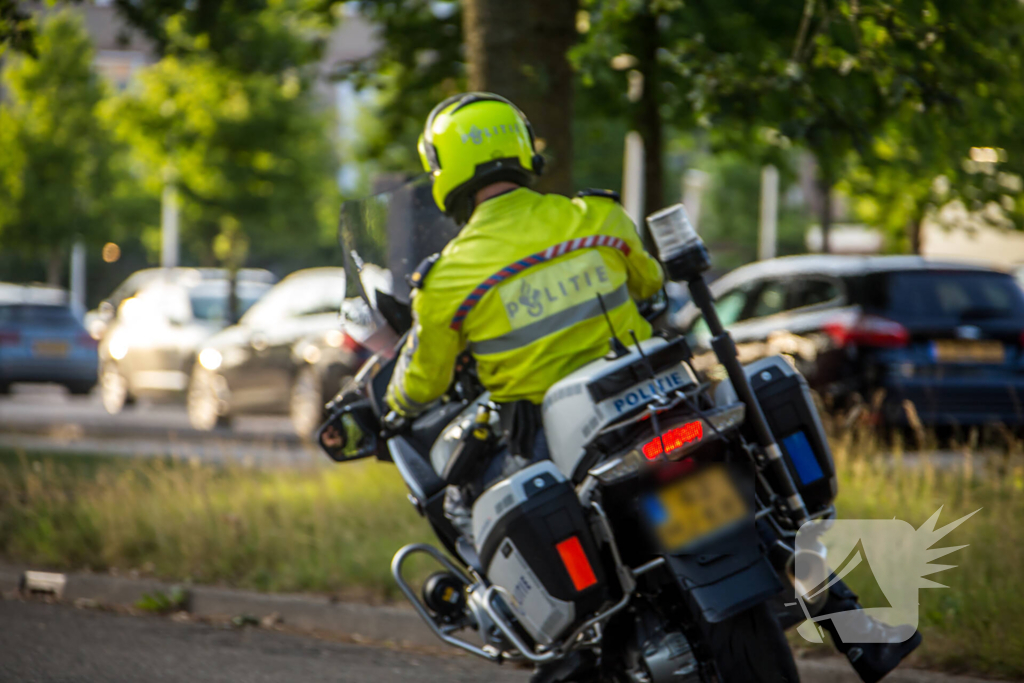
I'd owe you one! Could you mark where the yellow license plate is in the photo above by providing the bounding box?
[931,340,1005,364]
[32,340,69,358]
[644,466,748,550]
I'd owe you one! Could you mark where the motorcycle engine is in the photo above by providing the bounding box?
[625,608,702,683]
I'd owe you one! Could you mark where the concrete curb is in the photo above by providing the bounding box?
[0,563,994,682]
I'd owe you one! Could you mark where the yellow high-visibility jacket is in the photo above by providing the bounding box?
[385,187,664,415]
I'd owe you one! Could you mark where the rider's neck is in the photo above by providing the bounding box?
[474,181,521,206]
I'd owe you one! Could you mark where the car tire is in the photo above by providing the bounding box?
[290,365,324,440]
[67,381,96,396]
[187,367,231,431]
[100,363,132,414]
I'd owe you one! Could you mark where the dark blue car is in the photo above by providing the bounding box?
[0,284,98,395]
[673,256,1024,427]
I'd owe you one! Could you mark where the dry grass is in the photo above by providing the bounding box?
[819,418,1024,678]
[0,450,432,599]
[1,430,1023,676]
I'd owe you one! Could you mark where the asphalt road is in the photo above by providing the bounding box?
[0,599,531,683]
[0,384,988,472]
[0,385,321,465]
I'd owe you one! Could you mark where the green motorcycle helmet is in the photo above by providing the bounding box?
[418,92,545,223]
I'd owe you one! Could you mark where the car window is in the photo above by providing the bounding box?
[188,282,270,323]
[126,284,191,325]
[687,284,754,338]
[242,272,345,325]
[292,274,347,317]
[790,278,842,309]
[749,280,790,319]
[884,271,1024,320]
[0,304,76,325]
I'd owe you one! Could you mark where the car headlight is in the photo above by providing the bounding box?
[198,348,222,371]
[108,333,129,361]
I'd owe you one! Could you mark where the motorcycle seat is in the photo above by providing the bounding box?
[388,436,447,503]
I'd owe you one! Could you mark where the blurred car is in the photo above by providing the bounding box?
[0,283,98,394]
[288,297,375,437]
[674,255,1024,427]
[187,267,350,435]
[85,267,277,341]
[97,269,275,414]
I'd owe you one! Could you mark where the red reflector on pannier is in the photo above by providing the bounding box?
[556,536,598,591]
[642,421,704,460]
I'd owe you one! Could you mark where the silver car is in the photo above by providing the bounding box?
[96,268,275,414]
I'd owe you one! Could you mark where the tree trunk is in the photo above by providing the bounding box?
[909,214,923,255]
[46,248,63,286]
[463,0,578,196]
[632,7,664,216]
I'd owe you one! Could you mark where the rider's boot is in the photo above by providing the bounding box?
[818,580,922,683]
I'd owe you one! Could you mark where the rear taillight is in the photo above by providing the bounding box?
[642,420,704,460]
[326,330,365,354]
[555,536,598,592]
[77,332,98,349]
[0,330,20,346]
[823,313,909,349]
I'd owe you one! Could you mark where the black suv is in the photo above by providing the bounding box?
[673,255,1024,427]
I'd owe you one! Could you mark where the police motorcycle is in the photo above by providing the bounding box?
[319,177,838,683]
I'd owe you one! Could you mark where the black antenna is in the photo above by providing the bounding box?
[596,292,629,358]
[629,329,668,459]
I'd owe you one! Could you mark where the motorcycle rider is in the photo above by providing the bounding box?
[384,92,663,473]
[384,92,920,683]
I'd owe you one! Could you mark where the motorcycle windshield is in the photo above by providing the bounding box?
[337,174,461,352]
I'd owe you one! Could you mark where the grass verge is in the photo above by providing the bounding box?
[1,439,1022,676]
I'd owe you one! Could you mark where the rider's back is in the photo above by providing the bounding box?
[411,187,663,404]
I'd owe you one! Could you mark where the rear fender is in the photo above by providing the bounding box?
[665,523,782,624]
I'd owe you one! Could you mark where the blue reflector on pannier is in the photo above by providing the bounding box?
[781,430,824,485]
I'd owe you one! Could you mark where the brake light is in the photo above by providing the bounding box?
[642,420,704,460]
[555,536,598,591]
[0,330,19,346]
[823,313,909,349]
[77,332,98,349]
[326,330,365,354]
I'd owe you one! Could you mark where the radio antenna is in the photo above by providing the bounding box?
[629,329,669,459]
[596,292,629,358]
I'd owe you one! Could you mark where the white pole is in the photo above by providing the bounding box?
[682,169,709,233]
[70,240,86,316]
[161,180,179,268]
[759,164,779,261]
[622,131,645,229]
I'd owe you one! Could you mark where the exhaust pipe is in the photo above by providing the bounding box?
[787,540,830,609]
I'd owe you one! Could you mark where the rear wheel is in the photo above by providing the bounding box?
[704,603,800,683]
[100,364,132,414]
[187,367,231,431]
[290,365,324,440]
[66,381,95,396]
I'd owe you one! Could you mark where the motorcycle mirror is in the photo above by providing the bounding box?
[316,399,379,463]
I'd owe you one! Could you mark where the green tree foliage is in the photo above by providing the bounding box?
[696,153,811,271]
[336,0,464,173]
[576,0,1024,251]
[102,1,340,275]
[0,11,147,283]
[112,0,332,73]
[103,51,339,270]
[0,0,36,57]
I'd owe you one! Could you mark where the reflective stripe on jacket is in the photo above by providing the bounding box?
[385,188,664,414]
